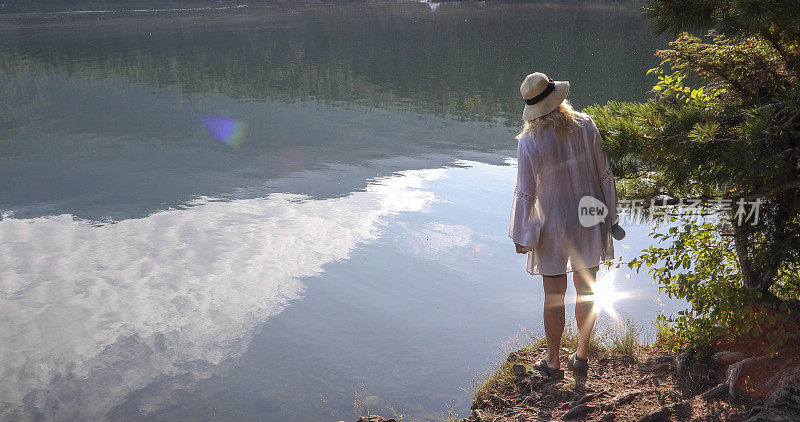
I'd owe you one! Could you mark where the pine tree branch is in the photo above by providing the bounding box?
[760,27,800,74]
[625,178,800,204]
[781,108,800,132]
[660,47,759,100]
[741,179,800,201]
[720,101,787,126]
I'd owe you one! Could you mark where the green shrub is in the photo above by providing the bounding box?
[629,220,798,354]
[653,315,676,348]
[588,0,800,356]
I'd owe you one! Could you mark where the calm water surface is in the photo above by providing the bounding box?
[0,3,681,420]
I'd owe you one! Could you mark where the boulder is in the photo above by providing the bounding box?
[711,350,750,374]
[743,376,800,421]
[726,351,800,400]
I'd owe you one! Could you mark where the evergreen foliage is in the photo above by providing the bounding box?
[587,0,800,351]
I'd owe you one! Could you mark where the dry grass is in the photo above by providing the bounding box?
[474,319,649,402]
[472,324,606,399]
[560,325,605,354]
[608,318,641,355]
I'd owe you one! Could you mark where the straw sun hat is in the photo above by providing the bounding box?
[520,72,570,121]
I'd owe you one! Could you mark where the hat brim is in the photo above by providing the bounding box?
[522,81,570,121]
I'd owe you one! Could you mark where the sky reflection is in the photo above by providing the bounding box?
[0,160,686,421]
[0,167,443,420]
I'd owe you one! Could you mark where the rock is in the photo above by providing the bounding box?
[711,351,749,369]
[700,382,730,401]
[610,389,645,405]
[726,355,770,400]
[775,388,798,404]
[669,399,692,414]
[765,387,793,406]
[541,382,567,401]
[647,362,672,373]
[599,402,615,411]
[744,405,768,420]
[646,355,676,364]
[636,406,671,422]
[746,412,799,422]
[512,363,527,378]
[725,354,800,400]
[537,408,551,418]
[675,347,695,377]
[721,348,800,401]
[561,403,595,420]
[600,412,616,421]
[357,416,396,422]
[575,393,596,405]
[744,407,800,422]
[742,376,800,421]
[775,359,800,391]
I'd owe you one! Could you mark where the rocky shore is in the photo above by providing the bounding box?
[357,345,800,421]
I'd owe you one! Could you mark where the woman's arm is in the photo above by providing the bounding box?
[589,118,619,226]
[509,136,541,250]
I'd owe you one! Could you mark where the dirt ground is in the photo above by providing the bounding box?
[464,346,751,422]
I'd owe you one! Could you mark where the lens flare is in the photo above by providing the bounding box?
[590,267,630,321]
[197,116,248,149]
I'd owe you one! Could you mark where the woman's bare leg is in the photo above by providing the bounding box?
[542,275,567,368]
[573,266,599,360]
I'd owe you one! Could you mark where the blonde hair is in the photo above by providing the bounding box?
[516,99,582,140]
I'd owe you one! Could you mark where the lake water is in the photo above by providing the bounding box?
[0,2,683,421]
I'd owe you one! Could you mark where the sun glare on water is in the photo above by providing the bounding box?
[591,267,631,321]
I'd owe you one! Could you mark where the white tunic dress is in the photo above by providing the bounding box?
[508,113,619,276]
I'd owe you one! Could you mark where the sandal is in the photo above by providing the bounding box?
[534,358,564,379]
[567,352,589,374]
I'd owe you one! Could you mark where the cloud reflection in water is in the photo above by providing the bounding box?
[0,168,444,419]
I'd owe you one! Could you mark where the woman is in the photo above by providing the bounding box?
[509,72,619,379]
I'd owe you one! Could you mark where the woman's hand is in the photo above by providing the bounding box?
[515,243,530,254]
